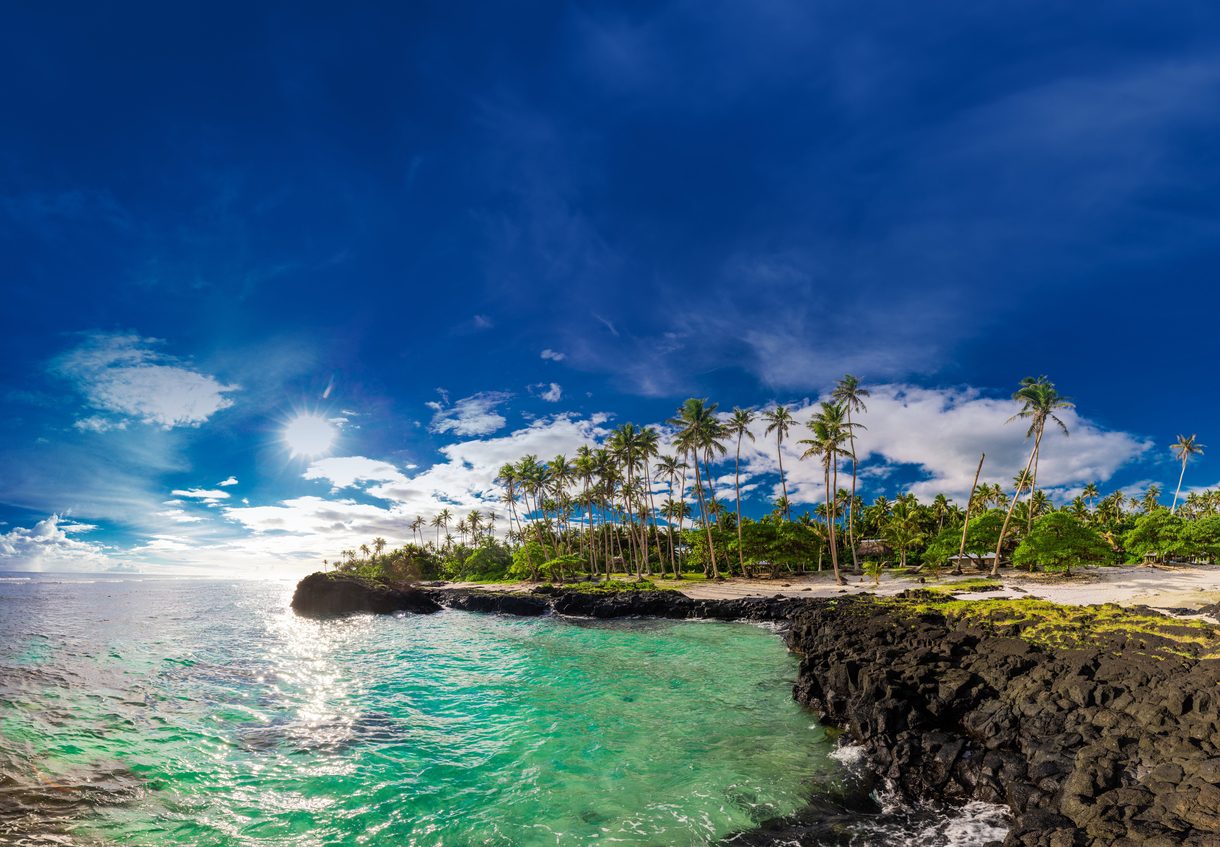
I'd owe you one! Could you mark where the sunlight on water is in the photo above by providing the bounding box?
[0,579,836,846]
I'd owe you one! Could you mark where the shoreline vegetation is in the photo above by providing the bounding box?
[317,375,1217,597]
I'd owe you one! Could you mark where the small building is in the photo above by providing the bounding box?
[947,552,998,571]
[856,538,891,559]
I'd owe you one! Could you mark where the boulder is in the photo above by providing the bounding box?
[290,572,441,618]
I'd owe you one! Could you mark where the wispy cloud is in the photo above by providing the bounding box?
[529,382,563,402]
[217,476,239,487]
[426,390,513,436]
[53,333,238,429]
[170,488,231,505]
[540,348,566,361]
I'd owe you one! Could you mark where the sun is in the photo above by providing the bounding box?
[283,414,337,458]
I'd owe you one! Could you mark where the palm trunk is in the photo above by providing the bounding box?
[992,429,1042,577]
[675,458,690,579]
[825,461,843,585]
[776,440,789,521]
[692,451,719,579]
[1026,450,1040,537]
[846,414,860,575]
[954,453,986,575]
[1173,459,1187,512]
[734,435,747,577]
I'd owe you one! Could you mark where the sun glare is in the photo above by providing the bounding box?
[283,414,337,458]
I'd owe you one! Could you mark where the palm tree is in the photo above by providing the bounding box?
[799,402,857,586]
[726,407,756,576]
[359,543,370,559]
[832,375,870,574]
[1171,434,1206,512]
[655,454,684,578]
[931,493,951,533]
[1142,484,1163,514]
[762,405,794,521]
[372,537,386,558]
[992,377,1073,577]
[671,398,727,579]
[1082,482,1100,512]
[410,515,425,546]
[574,446,599,576]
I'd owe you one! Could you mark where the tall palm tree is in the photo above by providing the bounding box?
[726,407,756,576]
[992,377,1073,576]
[671,398,727,579]
[832,375,870,573]
[638,427,666,575]
[372,537,386,558]
[798,402,856,586]
[762,405,794,521]
[574,446,599,576]
[654,454,684,578]
[1171,434,1206,512]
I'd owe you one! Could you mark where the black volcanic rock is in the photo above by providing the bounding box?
[290,572,442,618]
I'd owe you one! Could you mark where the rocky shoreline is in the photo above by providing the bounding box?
[291,574,1220,846]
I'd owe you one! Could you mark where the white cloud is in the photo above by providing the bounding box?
[529,382,563,402]
[54,333,238,429]
[0,515,115,571]
[721,384,1150,506]
[217,476,239,487]
[540,348,567,361]
[73,415,127,433]
[156,509,204,523]
[428,391,513,436]
[29,383,1150,576]
[170,488,231,504]
[303,456,408,490]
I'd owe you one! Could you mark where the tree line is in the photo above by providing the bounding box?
[322,376,1215,585]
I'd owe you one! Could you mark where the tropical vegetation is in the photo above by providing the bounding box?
[320,375,1218,586]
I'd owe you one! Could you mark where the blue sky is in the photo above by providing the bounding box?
[2,1,1218,573]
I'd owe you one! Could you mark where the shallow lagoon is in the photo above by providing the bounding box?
[0,577,834,846]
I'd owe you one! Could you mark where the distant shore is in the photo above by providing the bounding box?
[441,563,1220,617]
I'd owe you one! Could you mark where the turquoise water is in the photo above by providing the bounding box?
[0,577,839,846]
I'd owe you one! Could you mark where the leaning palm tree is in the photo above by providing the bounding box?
[1171,434,1206,512]
[798,402,856,586]
[726,407,756,576]
[831,375,870,574]
[670,398,727,579]
[762,405,795,521]
[991,377,1073,577]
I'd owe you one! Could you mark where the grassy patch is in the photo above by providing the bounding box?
[905,596,1220,657]
[556,578,662,594]
[921,577,1002,595]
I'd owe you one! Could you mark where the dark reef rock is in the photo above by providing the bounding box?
[292,576,1220,846]
[783,597,1220,847]
[290,572,442,618]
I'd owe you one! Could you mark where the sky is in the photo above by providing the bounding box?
[2,1,1219,574]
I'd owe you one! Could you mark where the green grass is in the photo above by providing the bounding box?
[902,596,1220,657]
[553,579,662,594]
[920,577,1002,595]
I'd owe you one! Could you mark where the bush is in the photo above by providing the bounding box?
[922,510,1005,567]
[509,541,548,580]
[1013,512,1112,575]
[1122,511,1189,564]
